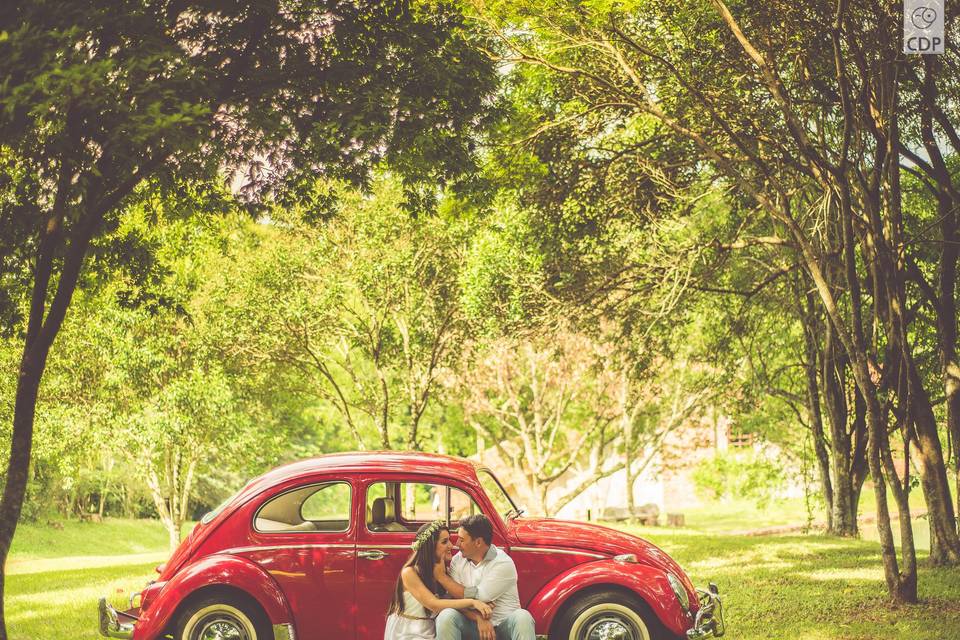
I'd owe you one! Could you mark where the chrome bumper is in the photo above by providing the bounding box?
[686,583,724,639]
[98,598,135,639]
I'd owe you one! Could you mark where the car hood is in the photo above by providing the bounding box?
[509,517,690,582]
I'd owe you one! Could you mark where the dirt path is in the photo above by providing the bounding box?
[5,551,167,576]
[730,508,929,537]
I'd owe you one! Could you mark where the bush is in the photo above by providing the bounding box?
[692,450,787,508]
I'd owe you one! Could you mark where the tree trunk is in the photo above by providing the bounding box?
[145,452,195,553]
[621,371,637,520]
[147,465,180,553]
[820,312,862,536]
[0,207,102,639]
[802,295,834,530]
[0,356,45,640]
[863,385,917,602]
[625,454,637,520]
[908,362,960,565]
[872,170,960,564]
[882,425,918,601]
[916,54,960,548]
[837,161,915,600]
[539,483,551,518]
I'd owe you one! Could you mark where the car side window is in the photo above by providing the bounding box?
[255,481,351,533]
[366,481,481,532]
[449,487,480,524]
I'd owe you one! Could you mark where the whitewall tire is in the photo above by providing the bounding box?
[553,590,666,640]
[175,595,271,640]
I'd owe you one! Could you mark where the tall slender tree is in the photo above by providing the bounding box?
[0,1,496,634]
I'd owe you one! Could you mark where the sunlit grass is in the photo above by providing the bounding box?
[6,518,180,640]
[616,523,960,640]
[9,517,192,560]
[5,517,960,639]
[7,561,156,640]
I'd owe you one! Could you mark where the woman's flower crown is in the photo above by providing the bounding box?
[411,519,446,551]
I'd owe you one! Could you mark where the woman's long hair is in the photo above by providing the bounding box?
[386,521,449,615]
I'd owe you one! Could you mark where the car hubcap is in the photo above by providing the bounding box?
[194,615,249,640]
[581,614,639,640]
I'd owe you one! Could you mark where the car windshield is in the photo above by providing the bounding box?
[477,469,521,518]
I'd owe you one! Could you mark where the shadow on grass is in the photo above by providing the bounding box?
[618,526,960,640]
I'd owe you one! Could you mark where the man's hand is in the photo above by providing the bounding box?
[476,617,495,640]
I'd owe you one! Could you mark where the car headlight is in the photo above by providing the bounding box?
[668,572,690,611]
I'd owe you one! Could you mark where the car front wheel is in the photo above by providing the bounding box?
[553,589,667,640]
[175,594,272,640]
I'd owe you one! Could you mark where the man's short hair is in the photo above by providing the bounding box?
[459,514,493,545]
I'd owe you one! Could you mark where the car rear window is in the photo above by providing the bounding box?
[254,481,352,533]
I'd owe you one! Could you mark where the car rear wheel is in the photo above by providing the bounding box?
[552,589,668,640]
[175,594,272,640]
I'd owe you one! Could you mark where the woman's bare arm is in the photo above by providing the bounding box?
[401,567,491,618]
[434,560,466,598]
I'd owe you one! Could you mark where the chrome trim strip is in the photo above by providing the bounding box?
[356,543,413,550]
[220,543,356,554]
[510,546,606,559]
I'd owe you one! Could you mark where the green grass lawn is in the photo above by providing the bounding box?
[9,518,191,561]
[679,496,814,532]
[5,516,960,639]
[622,524,960,640]
[6,519,191,640]
[678,488,937,534]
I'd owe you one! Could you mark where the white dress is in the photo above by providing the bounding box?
[384,590,436,640]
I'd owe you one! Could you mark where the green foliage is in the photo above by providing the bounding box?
[459,200,547,334]
[0,0,499,204]
[197,175,476,451]
[692,450,788,508]
[0,183,303,522]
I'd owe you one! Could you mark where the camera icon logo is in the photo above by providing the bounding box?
[911,6,938,30]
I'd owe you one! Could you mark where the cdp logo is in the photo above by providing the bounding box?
[904,1,945,54]
[906,35,943,52]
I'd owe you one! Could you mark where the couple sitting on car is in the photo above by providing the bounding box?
[384,514,535,640]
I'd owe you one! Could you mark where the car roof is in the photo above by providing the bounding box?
[235,451,483,503]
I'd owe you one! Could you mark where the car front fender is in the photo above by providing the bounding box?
[526,559,691,637]
[133,554,293,640]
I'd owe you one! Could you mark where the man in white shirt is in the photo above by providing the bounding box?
[434,514,535,640]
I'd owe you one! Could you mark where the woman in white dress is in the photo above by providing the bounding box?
[385,520,491,639]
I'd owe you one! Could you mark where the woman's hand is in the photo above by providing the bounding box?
[471,600,493,619]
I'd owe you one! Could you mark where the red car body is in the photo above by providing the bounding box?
[98,452,724,640]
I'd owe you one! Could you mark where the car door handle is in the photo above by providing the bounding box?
[358,549,387,560]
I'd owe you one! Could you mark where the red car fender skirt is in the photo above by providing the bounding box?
[525,560,691,638]
[133,554,293,640]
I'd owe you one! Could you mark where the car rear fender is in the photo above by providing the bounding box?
[133,554,292,640]
[526,559,690,637]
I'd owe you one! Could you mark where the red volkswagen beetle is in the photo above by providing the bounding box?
[98,452,724,640]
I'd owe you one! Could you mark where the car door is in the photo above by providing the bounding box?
[354,475,487,640]
[243,478,357,639]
